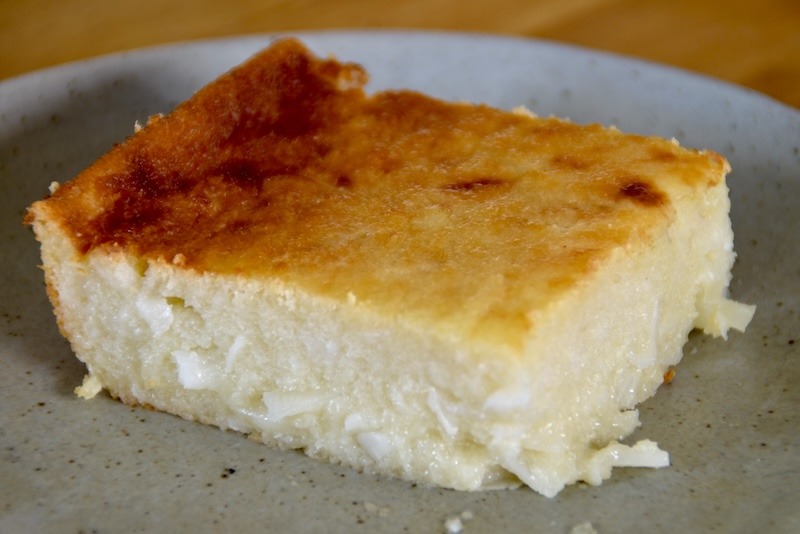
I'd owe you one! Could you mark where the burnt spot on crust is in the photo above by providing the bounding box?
[223,46,338,142]
[442,177,509,192]
[550,154,592,170]
[335,174,353,188]
[648,146,679,162]
[214,159,263,190]
[210,158,311,191]
[618,180,666,207]
[123,153,192,200]
[88,153,192,251]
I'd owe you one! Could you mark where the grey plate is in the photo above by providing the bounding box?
[1,31,798,533]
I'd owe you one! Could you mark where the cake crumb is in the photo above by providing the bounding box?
[663,368,676,384]
[570,521,598,534]
[444,516,463,534]
[444,510,474,533]
[364,501,390,517]
[74,374,102,399]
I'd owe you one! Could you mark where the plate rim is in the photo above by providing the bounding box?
[1,28,798,117]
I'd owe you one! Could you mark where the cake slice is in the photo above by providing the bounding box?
[26,38,755,497]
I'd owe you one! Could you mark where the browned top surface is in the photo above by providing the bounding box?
[31,38,728,349]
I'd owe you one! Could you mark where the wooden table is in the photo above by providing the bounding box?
[2,0,798,108]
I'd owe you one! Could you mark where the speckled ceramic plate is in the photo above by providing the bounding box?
[1,31,798,533]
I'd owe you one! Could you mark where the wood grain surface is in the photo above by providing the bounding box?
[1,0,798,107]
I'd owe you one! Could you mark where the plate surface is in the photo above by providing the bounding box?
[1,30,798,533]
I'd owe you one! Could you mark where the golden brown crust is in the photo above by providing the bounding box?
[27,37,729,348]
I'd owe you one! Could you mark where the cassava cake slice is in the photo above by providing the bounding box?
[26,38,755,497]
